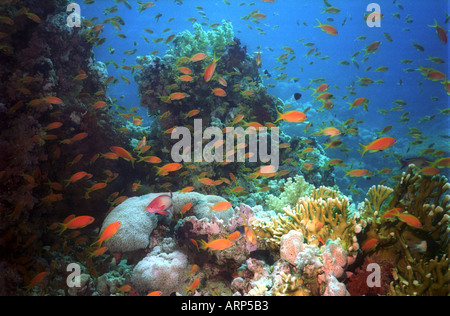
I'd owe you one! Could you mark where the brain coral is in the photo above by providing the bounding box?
[101,192,234,253]
[102,194,159,252]
[131,238,189,295]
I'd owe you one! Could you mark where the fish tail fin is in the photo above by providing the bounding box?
[359,143,368,157]
[90,239,101,249]
[427,19,438,28]
[213,51,221,63]
[315,19,322,27]
[237,210,248,226]
[56,223,67,236]
[274,109,283,123]
[198,240,208,250]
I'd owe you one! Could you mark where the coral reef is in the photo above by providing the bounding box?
[348,165,450,295]
[0,0,447,297]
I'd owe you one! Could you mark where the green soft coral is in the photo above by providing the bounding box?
[167,20,234,58]
[266,175,314,213]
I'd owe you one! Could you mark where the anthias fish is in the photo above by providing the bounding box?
[146,192,173,215]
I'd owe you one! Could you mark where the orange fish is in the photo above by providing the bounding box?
[190,238,199,251]
[210,201,232,212]
[71,132,88,142]
[252,165,277,178]
[24,272,47,292]
[204,53,220,82]
[41,96,63,104]
[361,238,379,251]
[320,127,340,137]
[231,114,244,126]
[381,208,401,218]
[212,87,227,97]
[190,53,207,62]
[178,75,194,82]
[315,19,338,35]
[218,76,228,87]
[275,110,307,123]
[93,101,107,109]
[147,290,162,296]
[180,202,194,217]
[85,182,108,199]
[90,246,108,257]
[146,192,173,216]
[419,167,440,176]
[65,171,88,187]
[139,156,162,164]
[41,193,63,203]
[57,216,95,234]
[102,152,119,160]
[344,169,369,177]
[312,83,329,95]
[360,137,396,156]
[178,67,192,75]
[186,277,200,293]
[432,157,450,168]
[44,122,63,131]
[198,177,215,185]
[396,213,422,228]
[185,109,200,118]
[116,284,132,293]
[180,186,195,192]
[364,41,381,55]
[91,221,121,248]
[226,231,241,241]
[315,222,324,233]
[110,146,136,167]
[188,264,199,277]
[256,48,261,67]
[156,163,183,175]
[348,97,368,109]
[238,210,257,245]
[428,19,447,44]
[169,92,189,101]
[200,238,233,251]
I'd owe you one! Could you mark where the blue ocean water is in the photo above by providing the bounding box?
[79,0,449,198]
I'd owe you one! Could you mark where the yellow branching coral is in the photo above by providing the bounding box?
[359,165,450,296]
[364,185,394,217]
[254,188,358,253]
[389,255,449,296]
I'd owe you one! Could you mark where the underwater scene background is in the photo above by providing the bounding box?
[0,0,448,296]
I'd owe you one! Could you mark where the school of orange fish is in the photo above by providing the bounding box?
[2,0,448,295]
